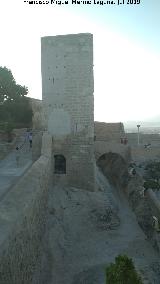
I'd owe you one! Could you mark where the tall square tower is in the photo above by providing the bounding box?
[41,33,95,191]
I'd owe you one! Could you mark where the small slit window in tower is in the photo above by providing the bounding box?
[54,155,66,174]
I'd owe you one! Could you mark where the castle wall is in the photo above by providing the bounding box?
[0,133,52,284]
[32,130,43,162]
[126,133,160,163]
[94,121,125,143]
[126,133,160,146]
[130,145,160,164]
[29,98,43,130]
[41,33,95,191]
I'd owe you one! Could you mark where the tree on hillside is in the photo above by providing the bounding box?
[0,66,28,102]
[0,66,32,128]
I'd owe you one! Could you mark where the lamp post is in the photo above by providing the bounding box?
[137,124,140,146]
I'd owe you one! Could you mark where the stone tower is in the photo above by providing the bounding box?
[41,33,95,191]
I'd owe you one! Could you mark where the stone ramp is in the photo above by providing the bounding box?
[45,167,160,284]
[0,130,32,200]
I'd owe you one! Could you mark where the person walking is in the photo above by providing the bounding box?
[15,146,20,167]
[28,132,32,148]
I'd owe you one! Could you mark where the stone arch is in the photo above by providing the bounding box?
[97,152,129,188]
[94,141,131,164]
[97,152,126,165]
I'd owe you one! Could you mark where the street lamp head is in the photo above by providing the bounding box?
[137,124,140,128]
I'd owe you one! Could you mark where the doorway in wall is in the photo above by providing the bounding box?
[54,155,66,174]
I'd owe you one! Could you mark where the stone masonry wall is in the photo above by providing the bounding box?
[0,133,52,283]
[127,133,160,146]
[52,137,95,190]
[0,128,27,160]
[97,153,160,251]
[131,145,160,164]
[41,34,95,191]
[94,121,125,143]
[29,98,43,130]
[32,130,43,162]
[41,34,94,135]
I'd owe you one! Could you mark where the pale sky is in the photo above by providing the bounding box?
[0,0,160,123]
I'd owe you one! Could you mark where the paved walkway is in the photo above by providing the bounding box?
[0,136,32,200]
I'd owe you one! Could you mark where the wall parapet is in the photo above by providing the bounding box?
[0,153,51,283]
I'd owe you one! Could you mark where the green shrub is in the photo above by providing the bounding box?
[144,179,160,190]
[0,66,32,128]
[145,162,160,181]
[106,254,143,284]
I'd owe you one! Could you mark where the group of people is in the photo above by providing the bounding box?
[27,131,33,148]
[144,143,151,149]
[15,129,32,167]
[120,137,128,145]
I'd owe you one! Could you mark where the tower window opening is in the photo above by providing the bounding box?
[54,155,66,174]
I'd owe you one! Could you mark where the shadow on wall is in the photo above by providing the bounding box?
[97,152,130,189]
[32,131,43,162]
[97,152,159,249]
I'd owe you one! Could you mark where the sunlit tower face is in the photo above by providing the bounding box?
[41,33,95,191]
